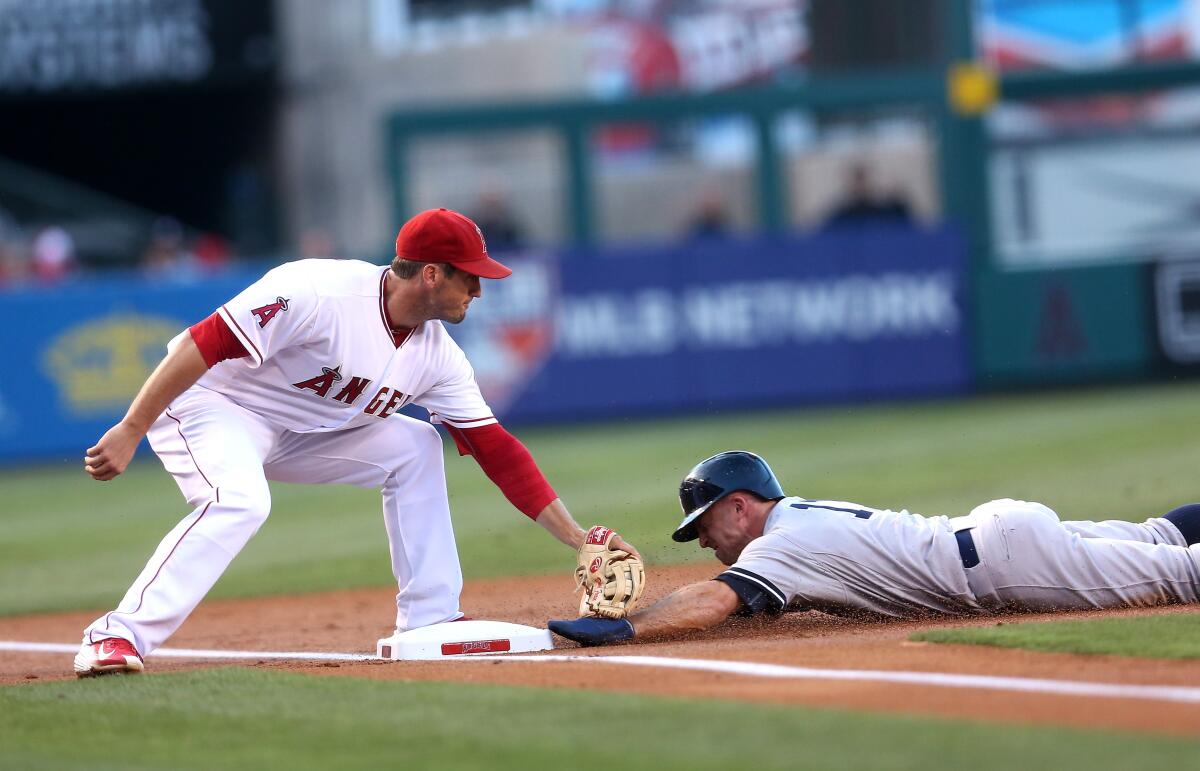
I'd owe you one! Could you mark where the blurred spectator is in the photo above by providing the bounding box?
[299,228,336,260]
[225,164,274,256]
[141,217,197,277]
[823,163,913,228]
[0,246,23,284]
[684,187,732,239]
[0,208,26,285]
[31,225,75,282]
[471,191,525,252]
[192,232,232,270]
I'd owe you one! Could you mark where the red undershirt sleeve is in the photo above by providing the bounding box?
[445,423,557,520]
[189,311,250,367]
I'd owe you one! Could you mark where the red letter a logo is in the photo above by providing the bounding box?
[252,296,290,328]
[293,365,343,398]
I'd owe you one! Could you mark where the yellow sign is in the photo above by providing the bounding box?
[948,61,998,116]
[43,311,182,416]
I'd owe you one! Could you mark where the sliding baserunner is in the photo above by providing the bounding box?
[549,451,1200,646]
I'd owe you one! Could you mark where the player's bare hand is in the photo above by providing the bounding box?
[84,422,144,481]
[611,533,642,560]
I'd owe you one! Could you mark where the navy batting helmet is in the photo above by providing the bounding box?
[672,451,786,542]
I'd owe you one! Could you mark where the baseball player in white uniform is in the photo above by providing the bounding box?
[549,451,1200,646]
[75,208,638,676]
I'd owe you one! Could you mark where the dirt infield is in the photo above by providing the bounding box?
[4,564,1200,736]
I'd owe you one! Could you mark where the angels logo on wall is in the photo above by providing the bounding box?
[43,311,183,416]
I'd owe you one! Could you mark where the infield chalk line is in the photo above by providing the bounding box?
[0,641,377,662]
[5,640,1200,705]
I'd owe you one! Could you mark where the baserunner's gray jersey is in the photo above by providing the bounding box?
[716,496,1200,618]
[717,497,980,618]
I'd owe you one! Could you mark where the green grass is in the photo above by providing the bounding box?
[911,612,1200,658]
[5,380,1200,615]
[2,667,1197,770]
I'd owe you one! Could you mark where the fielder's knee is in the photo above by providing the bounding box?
[392,420,445,473]
[413,420,442,452]
[216,480,272,528]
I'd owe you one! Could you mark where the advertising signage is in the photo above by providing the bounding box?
[0,0,274,95]
[0,227,969,462]
[454,227,971,423]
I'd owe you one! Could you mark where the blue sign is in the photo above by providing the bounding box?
[0,270,268,462]
[452,227,971,423]
[1,228,970,463]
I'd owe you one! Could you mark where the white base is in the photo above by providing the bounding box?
[375,619,553,660]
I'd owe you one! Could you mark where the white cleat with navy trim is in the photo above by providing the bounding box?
[74,637,145,677]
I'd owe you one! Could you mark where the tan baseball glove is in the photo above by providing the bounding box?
[574,525,646,619]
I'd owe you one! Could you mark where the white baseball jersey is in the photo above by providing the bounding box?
[717,496,1200,618]
[719,497,979,618]
[194,258,496,432]
[83,258,499,655]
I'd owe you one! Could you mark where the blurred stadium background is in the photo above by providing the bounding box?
[2,0,1200,463]
[7,5,1200,765]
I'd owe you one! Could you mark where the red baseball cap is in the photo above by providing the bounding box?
[394,208,512,279]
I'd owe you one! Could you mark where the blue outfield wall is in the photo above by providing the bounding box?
[0,227,970,463]
[465,227,971,422]
[0,271,267,463]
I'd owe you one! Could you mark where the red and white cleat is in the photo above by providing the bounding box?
[73,637,144,678]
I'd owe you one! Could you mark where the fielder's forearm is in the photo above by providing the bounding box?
[534,498,587,549]
[120,334,210,434]
[629,580,740,639]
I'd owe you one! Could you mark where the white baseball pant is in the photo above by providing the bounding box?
[955,499,1200,611]
[83,386,463,655]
